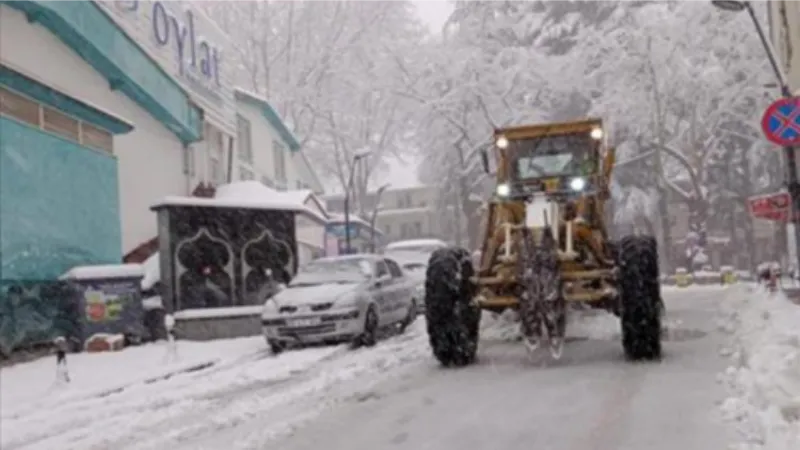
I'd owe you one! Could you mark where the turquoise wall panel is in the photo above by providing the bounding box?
[0,118,122,280]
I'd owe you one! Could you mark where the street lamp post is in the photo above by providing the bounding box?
[713,0,800,273]
[343,152,370,255]
[369,183,391,252]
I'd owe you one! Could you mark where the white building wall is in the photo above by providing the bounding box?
[768,0,800,92]
[234,100,302,190]
[0,6,187,255]
[97,0,238,186]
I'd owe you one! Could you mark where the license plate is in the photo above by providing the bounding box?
[288,318,321,327]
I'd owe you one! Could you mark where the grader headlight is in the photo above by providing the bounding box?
[496,135,509,149]
[590,127,603,140]
[496,183,511,197]
[569,177,586,192]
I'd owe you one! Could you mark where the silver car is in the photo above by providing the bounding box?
[383,239,448,313]
[261,254,418,354]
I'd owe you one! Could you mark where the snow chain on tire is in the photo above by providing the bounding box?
[424,247,481,367]
[617,235,662,361]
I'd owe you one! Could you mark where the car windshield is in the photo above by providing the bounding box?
[289,258,371,287]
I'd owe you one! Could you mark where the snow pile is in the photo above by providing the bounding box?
[718,285,800,449]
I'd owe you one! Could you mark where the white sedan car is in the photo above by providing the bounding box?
[261,254,418,354]
[383,239,449,313]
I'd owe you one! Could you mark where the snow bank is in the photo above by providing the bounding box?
[718,285,800,449]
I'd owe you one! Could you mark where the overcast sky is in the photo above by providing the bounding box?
[413,0,452,32]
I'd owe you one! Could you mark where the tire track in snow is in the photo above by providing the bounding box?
[135,324,432,450]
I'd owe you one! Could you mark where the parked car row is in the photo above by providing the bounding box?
[260,239,450,354]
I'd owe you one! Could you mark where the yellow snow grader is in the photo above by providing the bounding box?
[423,118,663,365]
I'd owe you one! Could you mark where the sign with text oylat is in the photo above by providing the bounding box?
[116,0,222,100]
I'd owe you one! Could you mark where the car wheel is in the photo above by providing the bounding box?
[352,306,378,349]
[399,298,417,334]
[268,339,285,355]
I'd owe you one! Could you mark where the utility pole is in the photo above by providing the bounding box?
[343,152,370,255]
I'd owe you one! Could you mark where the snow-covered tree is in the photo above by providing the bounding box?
[196,1,426,197]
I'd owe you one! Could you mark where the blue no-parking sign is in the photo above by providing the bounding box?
[762,97,800,146]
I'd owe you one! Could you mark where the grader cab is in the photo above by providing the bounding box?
[423,118,663,366]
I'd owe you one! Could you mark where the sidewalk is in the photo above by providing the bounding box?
[0,336,266,419]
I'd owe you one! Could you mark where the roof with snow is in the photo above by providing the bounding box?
[234,88,300,151]
[151,181,328,224]
[60,264,144,281]
[326,213,373,228]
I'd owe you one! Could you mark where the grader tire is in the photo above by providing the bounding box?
[618,235,662,361]
[424,247,481,367]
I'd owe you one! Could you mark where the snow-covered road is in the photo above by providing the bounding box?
[257,287,734,450]
[3,286,765,450]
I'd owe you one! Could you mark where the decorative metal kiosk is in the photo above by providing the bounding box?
[151,184,307,323]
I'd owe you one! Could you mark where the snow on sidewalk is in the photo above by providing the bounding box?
[0,336,346,450]
[718,285,800,449]
[1,336,263,419]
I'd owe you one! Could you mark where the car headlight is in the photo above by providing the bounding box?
[262,299,278,315]
[569,177,586,192]
[334,293,360,308]
[496,183,511,197]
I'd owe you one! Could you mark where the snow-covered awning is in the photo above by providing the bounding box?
[151,181,328,225]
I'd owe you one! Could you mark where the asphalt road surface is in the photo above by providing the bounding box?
[264,288,733,450]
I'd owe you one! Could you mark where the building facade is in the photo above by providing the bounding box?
[97,0,323,259]
[768,0,800,92]
[95,0,230,253]
[233,89,324,194]
[0,1,202,279]
[0,1,324,279]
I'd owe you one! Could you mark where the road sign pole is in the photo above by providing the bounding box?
[783,146,800,273]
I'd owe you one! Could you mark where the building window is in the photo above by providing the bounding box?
[240,166,254,181]
[81,122,114,154]
[0,87,39,126]
[42,106,80,142]
[0,86,114,154]
[236,114,252,164]
[206,123,226,185]
[413,222,422,237]
[182,145,195,176]
[273,140,287,186]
